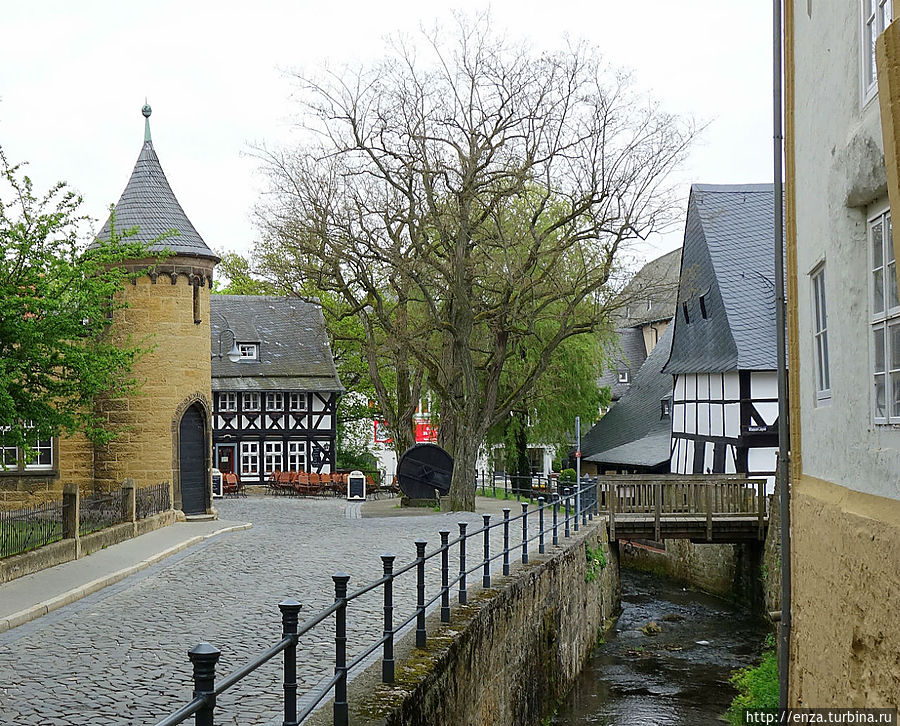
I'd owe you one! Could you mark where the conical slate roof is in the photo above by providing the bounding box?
[96,106,219,262]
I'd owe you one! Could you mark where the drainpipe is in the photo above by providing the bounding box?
[773,0,792,709]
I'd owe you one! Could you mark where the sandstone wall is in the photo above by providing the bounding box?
[790,476,900,707]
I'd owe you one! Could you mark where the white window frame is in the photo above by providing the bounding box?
[810,264,831,403]
[869,207,900,423]
[862,0,893,103]
[288,440,307,471]
[289,393,307,412]
[242,392,261,412]
[264,441,283,474]
[238,343,259,360]
[265,392,284,411]
[617,370,630,384]
[218,392,237,413]
[23,437,53,470]
[241,441,259,475]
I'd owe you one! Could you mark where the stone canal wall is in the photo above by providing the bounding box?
[339,521,620,726]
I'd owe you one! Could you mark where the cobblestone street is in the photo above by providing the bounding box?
[0,496,534,725]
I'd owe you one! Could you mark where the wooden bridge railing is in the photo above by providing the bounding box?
[597,475,768,541]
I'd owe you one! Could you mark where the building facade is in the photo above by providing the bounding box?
[210,295,342,483]
[786,1,900,706]
[664,185,779,490]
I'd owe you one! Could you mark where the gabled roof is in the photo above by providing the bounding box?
[210,295,343,393]
[96,107,219,262]
[583,322,674,469]
[615,247,682,327]
[596,327,647,402]
[664,184,776,374]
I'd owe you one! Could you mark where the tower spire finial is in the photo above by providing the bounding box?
[142,100,152,143]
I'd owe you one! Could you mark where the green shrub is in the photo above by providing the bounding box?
[559,468,577,486]
[725,634,779,724]
[585,543,607,583]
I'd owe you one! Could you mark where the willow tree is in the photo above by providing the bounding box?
[255,17,693,509]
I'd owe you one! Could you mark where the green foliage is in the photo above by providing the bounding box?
[214,251,276,295]
[725,634,779,724]
[585,543,607,583]
[559,469,577,485]
[0,148,155,454]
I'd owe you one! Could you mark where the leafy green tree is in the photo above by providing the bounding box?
[255,17,693,509]
[0,148,152,458]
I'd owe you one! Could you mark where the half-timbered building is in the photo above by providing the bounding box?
[663,184,779,489]
[210,295,342,482]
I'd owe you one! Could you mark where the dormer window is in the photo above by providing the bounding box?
[617,370,630,384]
[238,343,259,360]
[699,294,708,319]
[661,397,671,418]
[646,299,652,311]
[682,302,690,324]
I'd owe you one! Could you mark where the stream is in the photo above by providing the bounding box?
[551,568,769,725]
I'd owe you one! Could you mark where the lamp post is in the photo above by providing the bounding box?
[212,312,241,363]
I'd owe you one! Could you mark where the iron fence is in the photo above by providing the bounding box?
[154,477,602,726]
[136,482,171,520]
[79,487,127,536]
[0,499,65,559]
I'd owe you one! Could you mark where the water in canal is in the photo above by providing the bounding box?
[552,568,769,725]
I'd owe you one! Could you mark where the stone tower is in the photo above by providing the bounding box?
[93,105,219,515]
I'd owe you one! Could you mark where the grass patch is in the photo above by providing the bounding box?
[585,542,607,583]
[725,633,778,724]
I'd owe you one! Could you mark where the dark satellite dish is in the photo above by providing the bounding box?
[397,443,454,499]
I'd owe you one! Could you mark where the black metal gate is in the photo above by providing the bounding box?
[179,404,207,515]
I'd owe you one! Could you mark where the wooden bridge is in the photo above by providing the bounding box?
[595,475,769,543]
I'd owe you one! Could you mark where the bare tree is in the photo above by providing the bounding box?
[255,16,693,509]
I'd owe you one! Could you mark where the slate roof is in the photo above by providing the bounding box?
[96,114,218,262]
[210,295,343,393]
[664,184,777,374]
[596,327,647,402]
[583,323,674,469]
[615,248,682,327]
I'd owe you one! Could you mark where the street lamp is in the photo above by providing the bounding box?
[212,312,241,363]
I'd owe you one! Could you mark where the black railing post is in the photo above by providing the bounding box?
[538,497,545,555]
[458,522,468,604]
[415,540,427,647]
[582,478,588,527]
[381,555,395,683]
[552,494,559,546]
[332,572,350,726]
[502,508,511,576]
[587,480,594,522]
[482,514,491,588]
[564,488,571,538]
[439,531,451,623]
[188,642,220,726]
[521,502,529,564]
[279,598,302,726]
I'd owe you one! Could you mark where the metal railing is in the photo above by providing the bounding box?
[79,486,128,536]
[0,499,64,558]
[154,477,603,726]
[136,482,171,520]
[475,471,571,501]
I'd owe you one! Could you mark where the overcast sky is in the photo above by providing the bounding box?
[0,1,773,268]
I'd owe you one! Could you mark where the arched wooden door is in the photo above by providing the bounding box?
[179,404,207,515]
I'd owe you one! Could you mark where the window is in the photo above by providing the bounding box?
[218,393,237,412]
[289,393,307,412]
[1,425,54,472]
[238,343,259,360]
[660,397,671,418]
[192,284,201,324]
[646,299,653,311]
[264,441,283,474]
[863,0,893,97]
[811,265,831,401]
[242,393,261,412]
[265,393,284,411]
[617,370,630,384]
[699,294,708,319]
[682,301,690,324]
[870,209,900,422]
[288,441,307,471]
[241,442,259,475]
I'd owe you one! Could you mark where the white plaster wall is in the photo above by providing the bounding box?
[793,0,900,501]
